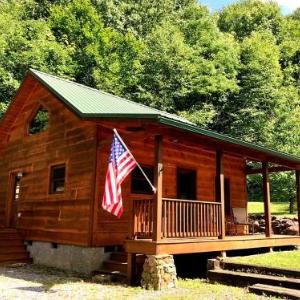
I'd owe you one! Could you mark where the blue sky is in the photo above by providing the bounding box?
[200,0,300,15]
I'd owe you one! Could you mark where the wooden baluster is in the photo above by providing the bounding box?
[139,201,142,236]
[179,201,181,237]
[206,204,209,237]
[213,205,216,236]
[188,202,190,237]
[150,200,153,235]
[173,202,178,237]
[198,203,201,237]
[167,201,171,238]
[133,201,137,237]
[146,200,148,236]
[187,202,190,237]
[200,203,203,237]
[193,202,195,237]
[171,201,176,237]
[191,202,193,237]
[214,204,216,236]
[137,202,140,236]
[208,204,211,237]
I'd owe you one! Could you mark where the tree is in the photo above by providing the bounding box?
[135,3,240,127]
[93,0,195,37]
[0,1,73,114]
[49,0,143,96]
[218,0,283,40]
[227,32,283,144]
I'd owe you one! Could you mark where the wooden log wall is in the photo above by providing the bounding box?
[93,122,247,246]
[0,80,97,245]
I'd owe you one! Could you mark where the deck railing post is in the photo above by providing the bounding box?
[296,170,300,236]
[262,162,272,237]
[216,151,225,239]
[153,135,163,241]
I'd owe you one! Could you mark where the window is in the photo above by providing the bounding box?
[131,166,154,194]
[177,168,196,200]
[29,107,49,135]
[50,165,66,194]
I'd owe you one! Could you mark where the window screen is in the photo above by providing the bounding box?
[50,165,66,194]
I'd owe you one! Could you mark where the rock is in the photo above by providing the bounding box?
[282,225,299,235]
[141,254,177,290]
[250,215,299,235]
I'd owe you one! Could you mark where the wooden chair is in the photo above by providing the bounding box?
[230,207,255,235]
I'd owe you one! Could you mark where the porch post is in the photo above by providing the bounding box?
[216,151,225,239]
[153,135,163,241]
[262,162,272,237]
[296,170,300,236]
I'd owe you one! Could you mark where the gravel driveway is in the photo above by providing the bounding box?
[0,264,274,300]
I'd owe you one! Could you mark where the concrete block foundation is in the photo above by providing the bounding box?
[26,241,109,275]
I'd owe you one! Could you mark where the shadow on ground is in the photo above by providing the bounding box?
[0,264,86,292]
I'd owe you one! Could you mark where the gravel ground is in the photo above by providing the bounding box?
[0,264,275,300]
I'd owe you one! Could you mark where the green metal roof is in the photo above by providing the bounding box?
[29,69,191,124]
[29,69,300,165]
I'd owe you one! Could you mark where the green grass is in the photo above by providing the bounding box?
[0,264,277,299]
[248,201,297,218]
[227,250,300,270]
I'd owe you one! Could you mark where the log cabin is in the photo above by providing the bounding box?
[0,69,299,284]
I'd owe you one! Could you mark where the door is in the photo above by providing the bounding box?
[8,173,22,228]
[177,168,196,200]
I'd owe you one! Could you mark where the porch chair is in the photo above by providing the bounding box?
[230,207,255,235]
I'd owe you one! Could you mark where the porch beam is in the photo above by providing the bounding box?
[246,166,293,175]
[296,170,300,236]
[262,162,272,237]
[153,135,163,241]
[216,151,225,239]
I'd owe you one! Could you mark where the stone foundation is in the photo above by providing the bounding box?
[26,241,109,275]
[141,254,177,290]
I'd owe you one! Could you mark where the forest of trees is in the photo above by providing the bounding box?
[0,0,299,205]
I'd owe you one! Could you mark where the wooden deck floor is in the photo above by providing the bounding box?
[124,234,300,255]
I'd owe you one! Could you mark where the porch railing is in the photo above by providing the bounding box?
[132,198,222,239]
[162,198,222,238]
[132,199,153,238]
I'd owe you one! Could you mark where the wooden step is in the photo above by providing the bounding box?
[208,269,300,290]
[0,229,31,265]
[249,284,300,300]
[102,260,128,274]
[221,261,300,279]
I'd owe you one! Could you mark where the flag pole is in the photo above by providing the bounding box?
[113,128,157,193]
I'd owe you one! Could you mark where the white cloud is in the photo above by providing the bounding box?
[262,0,300,12]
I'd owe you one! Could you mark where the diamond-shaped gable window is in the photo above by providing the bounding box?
[29,107,49,135]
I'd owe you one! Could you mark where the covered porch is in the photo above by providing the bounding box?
[124,134,300,256]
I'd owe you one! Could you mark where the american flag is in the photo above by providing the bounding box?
[102,133,137,218]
